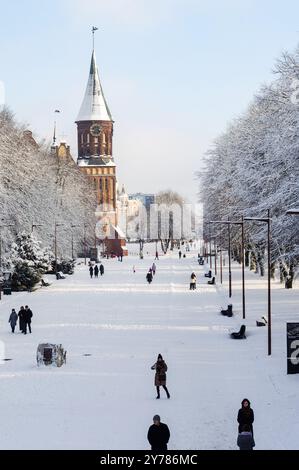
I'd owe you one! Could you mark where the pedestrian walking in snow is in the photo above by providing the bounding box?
[146,271,153,284]
[147,415,170,451]
[23,305,33,334]
[152,262,156,275]
[190,272,197,290]
[179,250,182,259]
[133,265,136,273]
[94,265,99,278]
[89,266,94,278]
[99,263,104,276]
[18,306,25,333]
[151,354,170,399]
[8,309,18,333]
[237,398,254,435]
[237,424,255,450]
[155,251,159,260]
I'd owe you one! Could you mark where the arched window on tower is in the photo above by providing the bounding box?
[81,134,84,144]
[87,133,90,144]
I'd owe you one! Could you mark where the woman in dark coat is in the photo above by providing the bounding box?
[89,266,94,278]
[94,265,99,278]
[237,398,254,435]
[9,309,18,333]
[99,264,104,276]
[18,306,25,333]
[151,354,170,399]
[146,271,153,284]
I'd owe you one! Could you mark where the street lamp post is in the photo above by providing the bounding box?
[210,219,245,318]
[209,222,212,270]
[214,238,217,276]
[83,223,88,265]
[244,210,272,355]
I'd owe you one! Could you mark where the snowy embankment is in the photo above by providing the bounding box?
[0,244,298,449]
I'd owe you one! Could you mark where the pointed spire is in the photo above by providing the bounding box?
[76,49,112,122]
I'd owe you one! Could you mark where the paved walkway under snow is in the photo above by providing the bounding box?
[0,245,298,449]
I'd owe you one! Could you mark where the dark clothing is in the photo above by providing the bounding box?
[237,432,255,450]
[18,309,25,332]
[94,265,99,277]
[156,385,170,399]
[99,265,104,275]
[23,308,33,334]
[89,267,94,278]
[147,423,170,451]
[151,361,168,386]
[146,272,153,283]
[179,251,182,259]
[9,312,18,333]
[238,408,254,434]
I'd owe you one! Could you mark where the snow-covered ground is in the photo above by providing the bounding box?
[0,243,298,450]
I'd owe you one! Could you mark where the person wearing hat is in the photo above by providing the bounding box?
[147,415,170,451]
[151,354,170,399]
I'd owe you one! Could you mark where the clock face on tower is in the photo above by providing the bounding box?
[90,123,102,136]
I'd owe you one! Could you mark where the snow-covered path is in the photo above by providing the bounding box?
[0,246,298,450]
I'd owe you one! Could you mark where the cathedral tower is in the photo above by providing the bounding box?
[76,35,127,256]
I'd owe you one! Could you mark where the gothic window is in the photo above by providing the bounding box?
[87,133,90,144]
[81,134,84,144]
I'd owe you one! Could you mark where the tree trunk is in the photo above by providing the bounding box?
[270,261,276,280]
[250,251,257,272]
[257,251,265,277]
[245,250,250,268]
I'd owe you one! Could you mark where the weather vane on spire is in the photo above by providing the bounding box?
[92,26,99,50]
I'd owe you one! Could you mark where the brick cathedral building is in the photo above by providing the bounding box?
[76,46,127,256]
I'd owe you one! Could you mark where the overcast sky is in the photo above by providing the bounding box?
[1,0,299,202]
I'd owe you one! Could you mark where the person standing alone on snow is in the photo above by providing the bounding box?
[151,354,170,399]
[237,398,254,435]
[94,264,99,278]
[179,250,182,259]
[237,424,255,450]
[89,265,94,278]
[8,309,18,333]
[147,415,170,451]
[190,272,196,290]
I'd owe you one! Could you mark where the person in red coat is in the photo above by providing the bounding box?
[151,354,170,399]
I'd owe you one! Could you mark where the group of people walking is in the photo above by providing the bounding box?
[9,305,33,334]
[89,263,104,279]
[146,263,156,284]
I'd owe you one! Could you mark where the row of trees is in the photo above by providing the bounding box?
[0,108,97,288]
[198,46,299,285]
[0,109,96,256]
